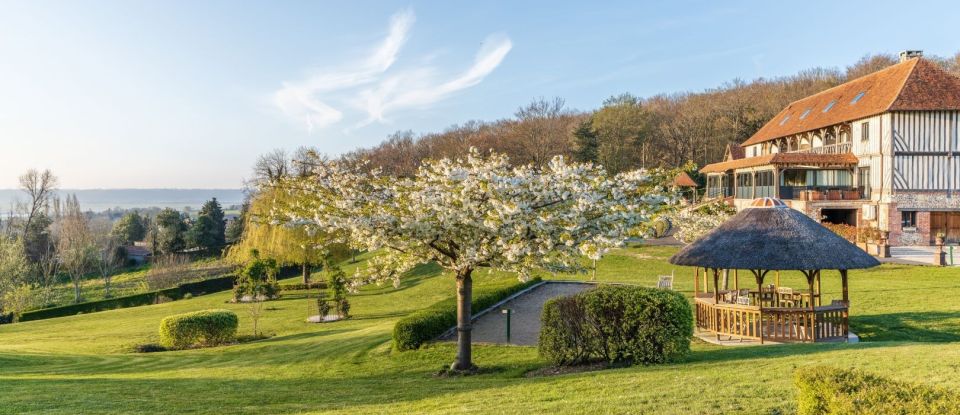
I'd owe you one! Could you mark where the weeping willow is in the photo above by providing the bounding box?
[227,188,348,283]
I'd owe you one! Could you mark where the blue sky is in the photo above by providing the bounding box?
[2,1,959,188]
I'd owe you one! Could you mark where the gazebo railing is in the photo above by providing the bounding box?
[696,299,761,340]
[695,297,848,343]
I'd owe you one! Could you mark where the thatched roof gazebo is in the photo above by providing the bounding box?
[669,197,880,344]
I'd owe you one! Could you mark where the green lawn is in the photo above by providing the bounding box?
[2,245,960,414]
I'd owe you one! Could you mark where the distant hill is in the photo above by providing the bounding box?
[0,188,245,214]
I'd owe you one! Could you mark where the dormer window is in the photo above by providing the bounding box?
[850,91,866,104]
[823,100,836,112]
[779,115,790,126]
[800,108,812,119]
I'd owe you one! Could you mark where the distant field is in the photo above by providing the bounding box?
[2,245,960,414]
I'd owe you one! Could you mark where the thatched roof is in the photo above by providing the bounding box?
[672,172,698,187]
[669,198,880,271]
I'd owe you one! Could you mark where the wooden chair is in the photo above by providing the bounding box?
[656,272,674,290]
[777,287,796,307]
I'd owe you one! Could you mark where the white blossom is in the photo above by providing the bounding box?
[270,148,673,285]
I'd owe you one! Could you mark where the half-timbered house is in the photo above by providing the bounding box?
[702,51,960,246]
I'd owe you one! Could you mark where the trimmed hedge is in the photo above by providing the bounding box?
[159,309,239,349]
[796,366,960,415]
[393,277,543,351]
[539,285,692,366]
[278,281,328,291]
[18,275,236,322]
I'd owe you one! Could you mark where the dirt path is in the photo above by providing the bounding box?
[441,282,593,346]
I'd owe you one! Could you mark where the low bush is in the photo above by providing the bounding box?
[393,277,542,351]
[18,275,236,322]
[159,309,239,349]
[795,366,960,415]
[539,285,692,366]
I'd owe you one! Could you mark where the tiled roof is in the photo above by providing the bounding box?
[725,143,745,160]
[700,152,858,173]
[742,58,960,146]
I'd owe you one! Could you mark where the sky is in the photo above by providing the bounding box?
[1,0,959,189]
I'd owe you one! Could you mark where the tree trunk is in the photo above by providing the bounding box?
[104,277,111,298]
[451,268,474,371]
[73,277,82,303]
[301,263,310,284]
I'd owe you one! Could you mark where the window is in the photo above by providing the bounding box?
[861,122,870,142]
[901,211,917,228]
[800,108,812,119]
[755,170,775,197]
[779,115,790,126]
[858,167,871,199]
[736,173,754,199]
[851,91,866,104]
[823,100,837,112]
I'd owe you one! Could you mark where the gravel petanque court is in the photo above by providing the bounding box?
[441,281,594,346]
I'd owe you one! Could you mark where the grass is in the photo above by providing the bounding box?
[34,257,233,309]
[2,245,960,414]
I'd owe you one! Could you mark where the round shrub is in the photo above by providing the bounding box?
[159,309,239,349]
[539,285,692,366]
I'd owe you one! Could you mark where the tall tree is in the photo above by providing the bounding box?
[18,169,58,239]
[111,211,148,245]
[272,148,670,371]
[572,118,598,163]
[591,93,647,173]
[91,219,123,298]
[196,198,226,248]
[57,195,96,303]
[154,208,186,255]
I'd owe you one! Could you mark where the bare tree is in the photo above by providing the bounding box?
[91,218,122,298]
[18,169,58,238]
[57,195,95,303]
[252,149,289,185]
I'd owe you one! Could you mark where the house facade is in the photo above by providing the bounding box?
[702,51,960,246]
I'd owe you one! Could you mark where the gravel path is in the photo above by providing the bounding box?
[441,282,593,346]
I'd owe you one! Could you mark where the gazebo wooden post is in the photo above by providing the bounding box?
[712,268,721,341]
[816,270,822,306]
[712,268,720,303]
[694,267,699,296]
[775,270,781,307]
[804,270,817,342]
[840,269,849,305]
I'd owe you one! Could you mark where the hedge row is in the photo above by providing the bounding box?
[278,281,328,291]
[393,277,543,351]
[159,309,239,349]
[795,366,960,415]
[539,285,692,366]
[18,275,236,322]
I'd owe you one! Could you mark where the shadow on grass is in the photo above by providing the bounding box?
[685,340,890,366]
[350,263,445,298]
[852,311,960,342]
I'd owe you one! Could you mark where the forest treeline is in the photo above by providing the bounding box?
[345,52,960,176]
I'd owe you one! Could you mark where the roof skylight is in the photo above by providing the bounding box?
[799,108,812,119]
[823,100,837,112]
[779,115,790,126]
[850,91,866,104]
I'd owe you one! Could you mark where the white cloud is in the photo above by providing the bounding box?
[273,9,511,132]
